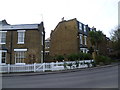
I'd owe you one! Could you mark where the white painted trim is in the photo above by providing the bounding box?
[80,34,83,36]
[15,63,26,65]
[0,50,7,52]
[0,63,6,65]
[17,30,26,32]
[80,48,88,49]
[80,48,88,53]
[0,31,7,32]
[14,49,27,51]
[0,43,6,44]
[17,42,24,44]
[45,51,50,53]
[17,30,25,44]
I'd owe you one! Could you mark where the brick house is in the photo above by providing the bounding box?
[0,20,45,65]
[50,18,95,57]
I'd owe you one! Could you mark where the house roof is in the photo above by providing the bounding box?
[0,20,9,26]
[0,20,43,30]
[1,24,39,30]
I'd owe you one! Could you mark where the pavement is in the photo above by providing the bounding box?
[1,63,119,77]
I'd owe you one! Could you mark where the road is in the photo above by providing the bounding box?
[2,65,118,88]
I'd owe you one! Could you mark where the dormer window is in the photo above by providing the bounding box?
[79,23,82,30]
[84,25,86,32]
[79,34,83,44]
[84,36,87,45]
[17,30,25,44]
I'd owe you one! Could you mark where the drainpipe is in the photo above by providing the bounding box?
[10,31,13,64]
[43,30,45,63]
[41,22,45,63]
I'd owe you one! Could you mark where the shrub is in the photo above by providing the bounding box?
[78,52,84,60]
[95,55,112,65]
[78,52,92,60]
[67,52,92,61]
[56,55,64,62]
[67,54,79,61]
[104,57,112,65]
[84,53,92,60]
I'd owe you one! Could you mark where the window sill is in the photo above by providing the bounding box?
[0,43,6,44]
[15,63,26,65]
[17,42,24,44]
[0,63,6,65]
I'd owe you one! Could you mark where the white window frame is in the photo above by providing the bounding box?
[0,31,7,44]
[79,23,82,30]
[80,48,88,53]
[84,25,86,32]
[17,30,25,44]
[0,50,7,65]
[84,36,87,45]
[79,34,83,44]
[14,49,27,65]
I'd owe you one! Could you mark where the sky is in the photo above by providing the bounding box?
[0,0,119,39]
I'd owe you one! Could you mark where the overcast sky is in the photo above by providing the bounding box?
[0,0,119,39]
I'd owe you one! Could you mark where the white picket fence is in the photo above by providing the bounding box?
[0,60,94,73]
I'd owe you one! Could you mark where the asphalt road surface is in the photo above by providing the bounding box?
[2,65,118,88]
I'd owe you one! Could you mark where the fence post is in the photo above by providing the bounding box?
[56,61,58,66]
[34,63,36,72]
[8,64,10,73]
[51,62,54,71]
[43,63,45,72]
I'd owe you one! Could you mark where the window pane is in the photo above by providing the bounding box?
[2,52,5,57]
[0,32,6,43]
[80,34,83,44]
[79,23,82,30]
[2,58,5,63]
[84,25,86,32]
[1,51,6,63]
[15,51,26,63]
[18,32,25,43]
